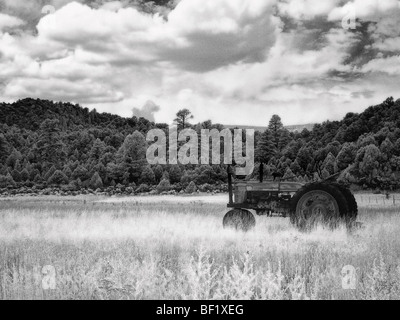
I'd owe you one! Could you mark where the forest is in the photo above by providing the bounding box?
[1,96,400,195]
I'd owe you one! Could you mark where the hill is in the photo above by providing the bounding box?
[1,96,400,193]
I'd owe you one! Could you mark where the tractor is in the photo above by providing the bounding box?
[223,164,358,231]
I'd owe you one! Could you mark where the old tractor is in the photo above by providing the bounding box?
[223,164,358,231]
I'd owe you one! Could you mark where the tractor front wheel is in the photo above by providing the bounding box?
[223,209,256,232]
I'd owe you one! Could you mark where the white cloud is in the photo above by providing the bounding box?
[278,0,341,20]
[1,0,400,125]
[361,55,400,75]
[328,0,400,21]
[0,12,25,30]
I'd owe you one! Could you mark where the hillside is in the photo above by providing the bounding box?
[1,96,400,193]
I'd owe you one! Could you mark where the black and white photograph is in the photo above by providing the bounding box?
[1,0,400,305]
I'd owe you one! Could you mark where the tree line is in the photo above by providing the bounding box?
[1,97,400,193]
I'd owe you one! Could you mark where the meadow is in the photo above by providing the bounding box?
[1,193,400,300]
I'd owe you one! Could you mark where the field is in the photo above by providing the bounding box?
[1,193,400,300]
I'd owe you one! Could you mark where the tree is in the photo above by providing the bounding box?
[323,152,336,175]
[359,145,382,183]
[0,134,8,163]
[48,170,68,185]
[6,148,22,168]
[185,181,197,193]
[139,165,156,185]
[116,131,147,183]
[290,159,302,175]
[283,167,295,180]
[72,165,89,181]
[156,179,171,193]
[90,139,106,161]
[336,143,356,170]
[296,147,313,171]
[169,165,183,184]
[90,172,103,189]
[380,137,394,160]
[36,119,65,164]
[153,165,164,183]
[174,109,193,130]
[0,173,16,188]
[268,115,284,150]
[20,168,30,182]
[255,130,277,164]
[44,165,57,181]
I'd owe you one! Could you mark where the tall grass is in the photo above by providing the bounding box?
[1,194,400,300]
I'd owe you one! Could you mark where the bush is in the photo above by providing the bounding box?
[136,183,150,193]
[156,179,171,194]
[185,181,197,194]
[199,183,214,192]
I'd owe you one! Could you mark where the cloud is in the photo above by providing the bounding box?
[278,0,341,20]
[132,100,160,122]
[361,55,400,75]
[1,0,400,126]
[328,0,400,21]
[0,12,25,30]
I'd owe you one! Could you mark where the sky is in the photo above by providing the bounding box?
[0,0,400,126]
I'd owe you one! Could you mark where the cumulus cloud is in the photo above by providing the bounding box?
[1,0,400,126]
[132,100,160,122]
[0,12,25,30]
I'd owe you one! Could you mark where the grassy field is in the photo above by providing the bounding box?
[1,193,400,300]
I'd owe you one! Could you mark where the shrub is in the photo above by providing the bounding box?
[136,183,150,193]
[185,181,197,194]
[156,179,171,194]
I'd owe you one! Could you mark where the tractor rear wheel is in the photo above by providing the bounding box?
[331,183,358,222]
[290,183,349,231]
[223,209,256,232]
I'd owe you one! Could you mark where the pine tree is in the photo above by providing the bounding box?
[268,115,284,150]
[72,165,89,181]
[48,170,68,185]
[0,134,9,163]
[36,119,64,164]
[255,130,277,164]
[89,139,105,161]
[283,167,295,180]
[20,168,30,182]
[185,181,197,193]
[290,159,302,175]
[44,165,57,181]
[90,172,103,189]
[116,131,147,183]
